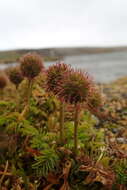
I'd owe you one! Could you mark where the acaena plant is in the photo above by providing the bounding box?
[46,62,71,143]
[7,66,24,89]
[58,69,93,155]
[7,67,24,111]
[87,87,106,120]
[87,87,103,109]
[20,53,44,109]
[46,62,70,94]
[0,74,7,99]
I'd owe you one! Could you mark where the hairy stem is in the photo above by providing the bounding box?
[74,104,79,156]
[0,89,4,100]
[27,79,33,109]
[15,85,20,111]
[20,79,33,119]
[0,160,9,188]
[59,101,65,143]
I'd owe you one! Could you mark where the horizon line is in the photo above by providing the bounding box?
[1,45,127,52]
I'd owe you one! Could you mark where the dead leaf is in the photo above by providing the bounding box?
[43,173,59,190]
[60,160,71,190]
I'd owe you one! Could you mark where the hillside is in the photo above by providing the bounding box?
[0,46,127,63]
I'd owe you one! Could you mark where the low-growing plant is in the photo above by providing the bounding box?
[32,148,60,177]
[0,74,7,99]
[0,53,125,189]
[46,62,71,143]
[58,69,93,155]
[7,66,24,89]
[20,53,44,110]
[114,159,127,186]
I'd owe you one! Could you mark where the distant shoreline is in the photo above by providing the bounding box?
[1,46,127,64]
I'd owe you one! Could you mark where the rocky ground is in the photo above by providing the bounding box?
[102,77,127,150]
[0,76,127,189]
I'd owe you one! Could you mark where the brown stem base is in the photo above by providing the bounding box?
[74,104,79,156]
[59,102,65,144]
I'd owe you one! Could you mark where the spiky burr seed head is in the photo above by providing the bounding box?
[0,75,7,89]
[46,62,71,94]
[58,69,92,104]
[8,67,24,86]
[20,53,44,79]
[87,88,103,109]
[86,88,106,119]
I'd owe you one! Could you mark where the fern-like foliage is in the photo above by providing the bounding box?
[32,148,59,176]
[0,101,16,115]
[115,159,127,185]
[64,113,106,159]
[31,132,57,150]
[5,116,32,135]
[19,121,39,136]
[0,112,20,132]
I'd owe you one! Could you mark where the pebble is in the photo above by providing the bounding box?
[116,137,126,144]
[111,128,118,134]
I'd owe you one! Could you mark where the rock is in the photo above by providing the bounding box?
[111,128,119,134]
[116,137,126,144]
[121,93,127,98]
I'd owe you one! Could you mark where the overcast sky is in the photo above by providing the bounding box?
[0,0,127,50]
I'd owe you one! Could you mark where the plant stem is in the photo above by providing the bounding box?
[16,85,20,111]
[27,79,33,109]
[0,160,9,189]
[16,84,18,90]
[74,104,79,156]
[0,89,4,100]
[20,79,33,118]
[59,101,65,143]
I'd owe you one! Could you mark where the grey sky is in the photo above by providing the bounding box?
[0,0,127,50]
